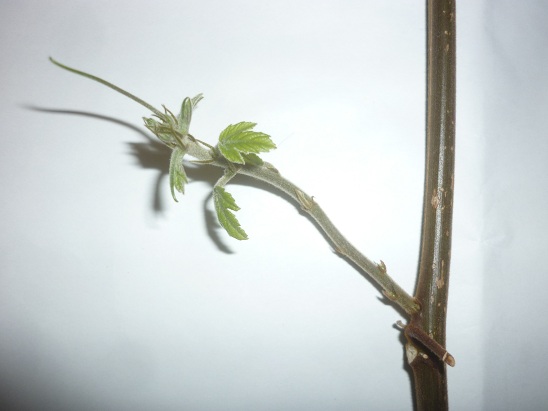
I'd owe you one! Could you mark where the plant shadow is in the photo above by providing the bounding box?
[31,106,418,296]
[32,105,417,404]
[31,106,416,304]
[28,107,331,254]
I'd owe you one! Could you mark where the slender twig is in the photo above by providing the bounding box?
[186,142,422,314]
[49,57,163,117]
[49,58,422,315]
[236,163,421,315]
[407,0,456,409]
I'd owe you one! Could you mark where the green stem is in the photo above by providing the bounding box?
[188,146,420,314]
[49,57,164,117]
[237,164,420,314]
[50,57,421,315]
[406,0,456,409]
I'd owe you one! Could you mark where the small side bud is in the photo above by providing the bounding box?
[295,189,314,211]
[378,260,387,274]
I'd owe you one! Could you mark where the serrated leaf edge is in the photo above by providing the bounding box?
[217,122,276,164]
[213,186,248,240]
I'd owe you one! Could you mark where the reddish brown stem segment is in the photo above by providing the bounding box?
[398,321,455,367]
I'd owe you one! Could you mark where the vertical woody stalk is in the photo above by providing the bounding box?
[407,0,456,410]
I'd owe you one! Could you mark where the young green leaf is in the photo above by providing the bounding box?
[169,147,188,202]
[191,93,204,109]
[217,122,276,164]
[241,153,264,166]
[177,93,203,135]
[177,97,193,135]
[144,117,176,146]
[213,186,248,240]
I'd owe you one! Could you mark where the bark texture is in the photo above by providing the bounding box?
[408,0,456,409]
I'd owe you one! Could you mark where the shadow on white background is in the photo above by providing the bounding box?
[1,1,547,410]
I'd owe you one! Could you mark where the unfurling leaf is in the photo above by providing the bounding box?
[217,122,276,164]
[213,186,248,240]
[178,97,193,135]
[191,93,204,109]
[169,147,188,202]
[177,93,203,135]
[145,94,204,147]
[144,116,176,146]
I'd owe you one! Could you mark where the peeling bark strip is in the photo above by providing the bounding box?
[398,321,455,367]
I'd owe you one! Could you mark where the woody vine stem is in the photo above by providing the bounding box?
[406,1,456,409]
[49,1,456,407]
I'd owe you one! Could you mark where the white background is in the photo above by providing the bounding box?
[1,1,547,410]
